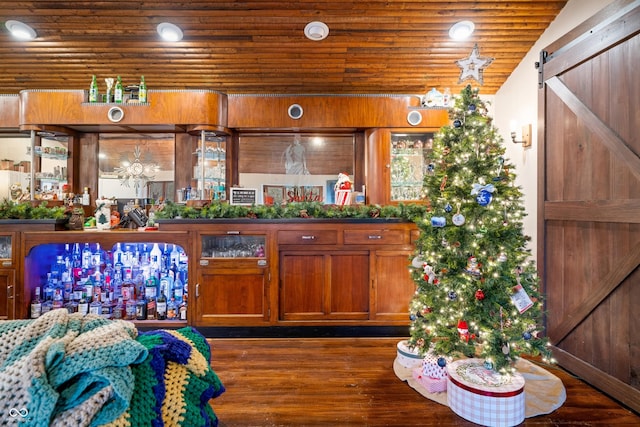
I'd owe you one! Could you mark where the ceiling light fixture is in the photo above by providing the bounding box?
[157,22,183,42]
[449,20,475,41]
[304,21,329,41]
[5,20,37,40]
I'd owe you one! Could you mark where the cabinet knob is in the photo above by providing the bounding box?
[301,235,316,240]
[368,235,382,239]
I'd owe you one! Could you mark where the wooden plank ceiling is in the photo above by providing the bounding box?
[0,1,568,95]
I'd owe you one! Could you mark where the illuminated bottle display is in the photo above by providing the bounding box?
[28,242,188,321]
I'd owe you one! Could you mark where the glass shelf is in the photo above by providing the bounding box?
[189,131,226,201]
[390,132,433,202]
[201,235,266,258]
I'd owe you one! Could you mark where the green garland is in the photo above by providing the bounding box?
[154,200,428,222]
[0,198,428,223]
[0,200,67,220]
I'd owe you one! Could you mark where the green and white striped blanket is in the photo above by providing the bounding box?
[0,309,148,426]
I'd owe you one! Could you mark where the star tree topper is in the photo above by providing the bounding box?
[455,44,494,85]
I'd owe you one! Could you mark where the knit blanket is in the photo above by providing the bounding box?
[103,327,225,427]
[0,309,148,427]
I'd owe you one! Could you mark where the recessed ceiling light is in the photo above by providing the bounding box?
[304,21,329,41]
[449,20,475,41]
[5,20,37,40]
[157,22,183,42]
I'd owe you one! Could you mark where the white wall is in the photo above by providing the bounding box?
[493,0,616,258]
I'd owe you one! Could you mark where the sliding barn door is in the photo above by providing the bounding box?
[538,0,640,412]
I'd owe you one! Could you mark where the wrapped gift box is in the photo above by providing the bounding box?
[395,340,423,369]
[412,369,448,393]
[447,358,525,427]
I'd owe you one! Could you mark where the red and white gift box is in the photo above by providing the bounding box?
[447,358,525,427]
[411,352,449,393]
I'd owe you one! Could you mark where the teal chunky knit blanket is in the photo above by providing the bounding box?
[0,310,225,427]
[0,309,147,426]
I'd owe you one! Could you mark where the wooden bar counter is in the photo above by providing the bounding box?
[6,219,418,330]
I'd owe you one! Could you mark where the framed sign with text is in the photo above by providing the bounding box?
[230,188,258,205]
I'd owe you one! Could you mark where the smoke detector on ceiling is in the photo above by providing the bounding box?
[304,21,329,41]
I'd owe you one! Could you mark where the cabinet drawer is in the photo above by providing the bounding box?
[343,229,407,245]
[278,230,338,245]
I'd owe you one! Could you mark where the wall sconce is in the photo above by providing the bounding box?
[511,124,532,147]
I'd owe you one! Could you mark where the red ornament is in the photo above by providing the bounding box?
[475,289,485,300]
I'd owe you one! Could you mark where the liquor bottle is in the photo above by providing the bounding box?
[43,273,56,302]
[159,268,173,303]
[65,298,78,314]
[146,296,156,320]
[125,298,137,320]
[89,292,102,315]
[166,293,178,320]
[144,274,158,299]
[138,75,147,103]
[179,295,187,320]
[52,255,66,282]
[82,187,91,206]
[113,297,124,320]
[172,271,183,304]
[82,242,92,269]
[72,243,82,280]
[89,75,99,103]
[135,294,147,320]
[114,75,124,103]
[84,276,94,302]
[156,284,167,320]
[170,244,180,269]
[31,286,42,319]
[92,242,103,270]
[52,288,64,310]
[101,295,113,319]
[150,243,162,271]
[78,292,89,315]
[161,243,170,274]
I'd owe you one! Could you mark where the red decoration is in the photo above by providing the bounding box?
[475,289,485,300]
[457,319,470,341]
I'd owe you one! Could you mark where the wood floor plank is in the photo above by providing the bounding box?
[207,337,639,426]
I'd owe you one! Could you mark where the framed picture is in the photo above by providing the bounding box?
[263,185,285,205]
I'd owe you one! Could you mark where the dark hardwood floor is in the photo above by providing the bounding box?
[207,337,639,426]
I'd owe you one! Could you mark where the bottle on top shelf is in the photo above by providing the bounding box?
[114,76,124,104]
[89,75,99,103]
[138,75,147,103]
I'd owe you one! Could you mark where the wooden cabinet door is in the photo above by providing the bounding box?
[280,251,369,321]
[195,266,268,326]
[0,269,16,320]
[371,250,414,322]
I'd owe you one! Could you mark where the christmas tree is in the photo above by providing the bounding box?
[408,85,552,372]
